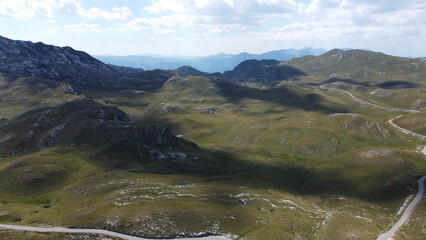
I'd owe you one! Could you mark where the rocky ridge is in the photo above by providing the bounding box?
[0,36,174,91]
[0,35,115,86]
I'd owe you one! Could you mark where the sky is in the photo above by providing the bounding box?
[0,0,425,57]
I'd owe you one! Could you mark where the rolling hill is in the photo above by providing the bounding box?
[0,36,425,240]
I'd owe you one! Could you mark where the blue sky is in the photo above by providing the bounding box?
[0,0,425,57]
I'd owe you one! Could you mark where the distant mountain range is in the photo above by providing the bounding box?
[95,48,327,73]
[2,35,425,91]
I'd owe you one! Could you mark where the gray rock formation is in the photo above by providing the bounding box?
[161,103,182,112]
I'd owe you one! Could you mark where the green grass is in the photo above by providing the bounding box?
[286,49,426,84]
[393,192,426,240]
[393,112,426,135]
[0,75,425,239]
[0,230,120,240]
[0,76,81,119]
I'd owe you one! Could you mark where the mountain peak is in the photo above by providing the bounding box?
[173,65,208,77]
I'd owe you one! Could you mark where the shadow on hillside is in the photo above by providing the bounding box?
[215,80,349,114]
[200,150,415,203]
[308,77,421,90]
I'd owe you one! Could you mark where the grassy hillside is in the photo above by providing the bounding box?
[394,192,426,239]
[285,49,426,84]
[0,76,81,119]
[392,112,426,135]
[0,230,119,240]
[82,76,426,238]
[0,74,425,240]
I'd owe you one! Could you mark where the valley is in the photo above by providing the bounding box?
[0,36,425,240]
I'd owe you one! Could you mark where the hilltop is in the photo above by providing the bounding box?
[221,59,306,85]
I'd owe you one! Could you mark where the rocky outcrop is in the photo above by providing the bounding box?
[140,126,179,146]
[161,103,182,112]
[359,149,396,158]
[195,107,219,114]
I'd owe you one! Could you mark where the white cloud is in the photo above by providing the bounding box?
[144,0,186,14]
[63,22,104,33]
[251,0,426,52]
[116,15,193,33]
[4,0,426,57]
[114,0,298,35]
[81,6,132,20]
[144,0,298,26]
[0,0,132,20]
[0,0,55,19]
[35,22,104,35]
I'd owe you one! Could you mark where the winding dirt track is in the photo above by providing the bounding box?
[322,86,426,240]
[377,176,426,240]
[320,86,419,114]
[0,224,231,240]
[388,115,426,140]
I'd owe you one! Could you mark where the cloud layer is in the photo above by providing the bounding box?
[1,0,425,56]
[0,0,132,20]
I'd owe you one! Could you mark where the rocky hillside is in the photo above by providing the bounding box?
[285,49,426,83]
[0,36,179,91]
[0,99,230,173]
[0,35,116,85]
